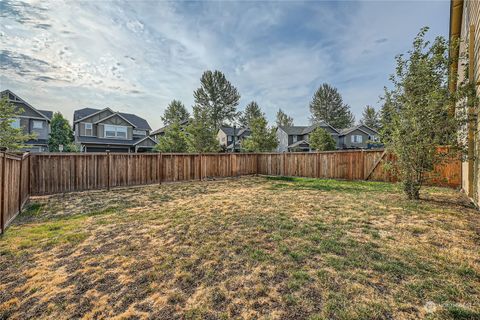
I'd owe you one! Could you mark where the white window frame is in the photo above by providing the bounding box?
[351,135,363,143]
[104,124,128,139]
[32,120,43,129]
[84,122,93,136]
[292,135,298,143]
[133,129,146,136]
[227,135,232,142]
[11,118,20,129]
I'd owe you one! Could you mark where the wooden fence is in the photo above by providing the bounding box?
[0,153,30,234]
[1,150,461,234]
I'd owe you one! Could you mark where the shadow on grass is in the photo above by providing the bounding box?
[266,176,396,193]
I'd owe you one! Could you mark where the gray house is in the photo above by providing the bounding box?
[276,121,339,152]
[150,119,190,141]
[338,124,380,149]
[73,107,155,152]
[1,90,53,152]
[217,126,251,152]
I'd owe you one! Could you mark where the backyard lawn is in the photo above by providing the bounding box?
[0,176,479,319]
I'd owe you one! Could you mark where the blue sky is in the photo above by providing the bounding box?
[0,0,449,130]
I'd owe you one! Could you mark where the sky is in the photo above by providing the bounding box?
[0,0,450,130]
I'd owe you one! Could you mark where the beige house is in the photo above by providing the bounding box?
[73,107,155,152]
[450,0,480,206]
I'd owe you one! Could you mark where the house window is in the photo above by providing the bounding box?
[33,120,43,129]
[227,135,232,142]
[351,135,363,143]
[84,123,93,136]
[104,125,127,138]
[133,129,146,136]
[292,135,298,143]
[11,118,20,129]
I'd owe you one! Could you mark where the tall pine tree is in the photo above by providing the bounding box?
[154,120,188,153]
[276,108,294,127]
[360,105,380,130]
[242,115,278,152]
[309,83,354,129]
[185,106,220,153]
[193,70,240,129]
[238,101,263,128]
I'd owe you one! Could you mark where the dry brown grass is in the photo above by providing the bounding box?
[0,176,479,320]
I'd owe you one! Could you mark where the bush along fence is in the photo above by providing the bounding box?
[0,149,461,234]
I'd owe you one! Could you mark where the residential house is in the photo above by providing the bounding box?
[150,119,190,141]
[217,126,251,152]
[276,121,339,152]
[450,0,480,205]
[73,107,155,152]
[1,90,53,152]
[338,124,381,149]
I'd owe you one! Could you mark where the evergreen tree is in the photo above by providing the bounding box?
[193,70,241,129]
[360,105,380,130]
[48,112,76,152]
[0,97,36,150]
[154,121,188,153]
[382,27,461,200]
[185,106,220,153]
[309,83,354,129]
[308,127,336,151]
[239,101,263,128]
[276,108,294,127]
[242,115,278,152]
[161,100,190,126]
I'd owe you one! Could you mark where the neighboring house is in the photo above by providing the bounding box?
[73,107,155,152]
[338,124,381,149]
[276,121,339,152]
[1,89,53,152]
[150,119,190,141]
[217,126,251,152]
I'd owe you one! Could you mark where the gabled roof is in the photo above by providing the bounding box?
[278,121,338,135]
[133,136,157,146]
[219,126,251,137]
[73,107,151,131]
[288,140,310,148]
[339,124,378,136]
[151,119,190,136]
[94,112,137,128]
[1,89,52,121]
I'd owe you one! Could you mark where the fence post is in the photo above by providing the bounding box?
[199,153,203,181]
[158,153,162,185]
[107,151,111,190]
[27,153,31,196]
[256,153,260,175]
[18,154,23,213]
[1,152,6,234]
[361,150,365,180]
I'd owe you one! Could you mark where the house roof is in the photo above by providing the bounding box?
[73,107,151,131]
[219,126,251,137]
[288,140,310,149]
[1,89,52,121]
[151,119,190,136]
[339,124,378,136]
[278,121,338,135]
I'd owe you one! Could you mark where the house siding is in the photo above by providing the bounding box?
[340,129,370,149]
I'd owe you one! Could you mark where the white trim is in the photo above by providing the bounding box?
[82,122,94,137]
[133,136,157,146]
[104,124,128,139]
[93,112,137,128]
[73,107,114,124]
[32,120,44,129]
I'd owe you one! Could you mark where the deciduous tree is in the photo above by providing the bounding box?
[185,106,220,153]
[154,121,188,153]
[48,112,76,152]
[242,116,278,152]
[161,100,190,126]
[308,127,336,151]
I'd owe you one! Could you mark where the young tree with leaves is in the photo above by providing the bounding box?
[48,112,76,152]
[239,101,263,128]
[193,70,241,130]
[242,116,278,152]
[0,97,36,150]
[154,121,188,153]
[161,100,190,126]
[382,27,462,200]
[276,108,294,127]
[308,127,336,151]
[360,105,380,130]
[185,106,220,153]
[309,83,354,129]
